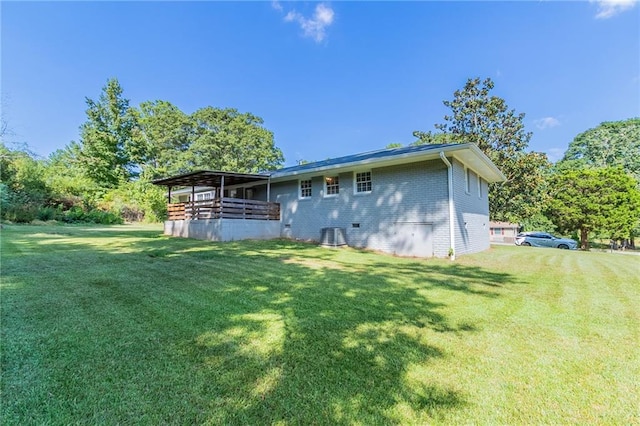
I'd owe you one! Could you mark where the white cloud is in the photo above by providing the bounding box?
[280,3,335,43]
[591,0,638,19]
[271,1,283,12]
[534,117,561,130]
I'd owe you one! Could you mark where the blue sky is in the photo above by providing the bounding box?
[2,1,639,166]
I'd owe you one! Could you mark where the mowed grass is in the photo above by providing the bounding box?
[1,225,638,425]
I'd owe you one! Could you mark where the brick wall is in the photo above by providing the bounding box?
[451,158,490,255]
[270,158,466,257]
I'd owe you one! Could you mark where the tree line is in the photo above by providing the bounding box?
[1,77,639,249]
[1,78,284,224]
[409,78,640,250]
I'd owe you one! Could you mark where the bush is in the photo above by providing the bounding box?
[101,180,167,223]
[1,185,39,223]
[36,206,62,221]
[85,209,123,225]
[61,206,86,223]
[59,206,123,224]
[3,204,38,223]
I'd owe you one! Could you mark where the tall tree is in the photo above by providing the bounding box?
[134,100,193,179]
[559,118,640,182]
[78,78,138,188]
[410,131,454,146]
[414,77,550,222]
[546,167,640,249]
[188,107,284,173]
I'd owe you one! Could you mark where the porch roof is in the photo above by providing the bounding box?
[152,170,270,188]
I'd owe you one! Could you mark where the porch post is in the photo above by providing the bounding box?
[168,186,172,203]
[191,186,196,220]
[220,175,225,218]
[267,177,271,202]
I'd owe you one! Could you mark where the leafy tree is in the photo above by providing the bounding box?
[101,179,167,223]
[385,142,404,149]
[411,131,454,146]
[44,143,99,204]
[135,104,284,177]
[414,77,550,222]
[546,167,640,249]
[559,118,640,182]
[188,107,283,173]
[78,78,139,188]
[519,213,556,233]
[134,100,193,179]
[0,143,50,222]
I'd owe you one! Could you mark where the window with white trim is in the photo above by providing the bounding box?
[477,176,482,198]
[325,176,339,196]
[299,179,312,199]
[354,171,372,194]
[195,192,212,201]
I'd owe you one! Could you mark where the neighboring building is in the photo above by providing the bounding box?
[154,143,505,258]
[489,221,520,244]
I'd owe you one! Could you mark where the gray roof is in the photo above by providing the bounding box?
[152,143,506,189]
[270,143,506,183]
[274,144,457,174]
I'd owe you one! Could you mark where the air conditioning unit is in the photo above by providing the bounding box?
[320,227,347,247]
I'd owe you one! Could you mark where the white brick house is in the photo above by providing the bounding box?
[155,143,505,258]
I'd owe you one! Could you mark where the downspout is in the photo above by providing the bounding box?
[439,152,455,260]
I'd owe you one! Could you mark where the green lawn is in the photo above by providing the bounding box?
[1,224,638,425]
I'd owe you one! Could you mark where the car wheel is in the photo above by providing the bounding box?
[558,244,569,249]
[522,242,531,246]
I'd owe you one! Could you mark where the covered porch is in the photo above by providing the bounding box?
[153,170,281,241]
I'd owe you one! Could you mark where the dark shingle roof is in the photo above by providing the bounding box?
[152,142,506,187]
[271,143,459,177]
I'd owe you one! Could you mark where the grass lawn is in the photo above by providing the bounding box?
[1,224,639,424]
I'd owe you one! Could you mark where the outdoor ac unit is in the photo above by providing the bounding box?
[320,227,347,247]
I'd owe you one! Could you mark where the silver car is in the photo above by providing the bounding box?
[515,232,578,250]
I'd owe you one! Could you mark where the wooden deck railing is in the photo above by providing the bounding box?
[167,198,280,221]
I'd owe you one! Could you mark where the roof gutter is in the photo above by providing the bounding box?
[439,151,456,260]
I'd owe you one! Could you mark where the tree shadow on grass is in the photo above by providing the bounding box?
[185,263,459,424]
[1,227,519,424]
[169,242,520,423]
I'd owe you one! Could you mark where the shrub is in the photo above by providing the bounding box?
[85,209,123,225]
[1,185,39,223]
[36,206,62,221]
[101,180,167,223]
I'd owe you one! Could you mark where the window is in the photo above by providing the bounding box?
[229,188,244,198]
[325,176,339,196]
[299,179,312,199]
[477,176,482,198]
[354,171,372,193]
[465,167,471,194]
[195,192,212,201]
